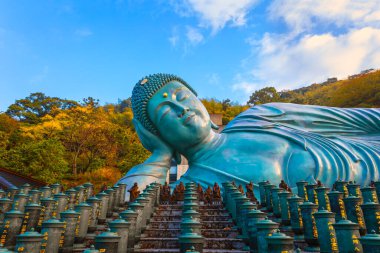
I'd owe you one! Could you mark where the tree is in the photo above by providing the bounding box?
[247,87,281,105]
[6,92,78,124]
[0,138,69,184]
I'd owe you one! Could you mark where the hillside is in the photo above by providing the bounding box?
[249,70,380,107]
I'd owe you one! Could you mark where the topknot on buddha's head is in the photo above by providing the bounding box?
[131,73,197,135]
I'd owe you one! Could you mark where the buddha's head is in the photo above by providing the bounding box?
[131,74,217,151]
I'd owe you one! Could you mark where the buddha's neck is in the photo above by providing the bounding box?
[180,131,224,162]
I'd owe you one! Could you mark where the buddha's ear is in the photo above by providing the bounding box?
[174,151,182,164]
[211,120,219,130]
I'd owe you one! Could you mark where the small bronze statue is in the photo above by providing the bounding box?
[204,186,212,205]
[238,184,245,194]
[279,180,292,192]
[197,183,204,201]
[128,182,140,202]
[160,182,171,202]
[246,181,258,203]
[213,182,221,200]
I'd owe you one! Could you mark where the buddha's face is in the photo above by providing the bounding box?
[147,81,211,149]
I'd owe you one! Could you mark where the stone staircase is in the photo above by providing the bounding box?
[134,203,249,253]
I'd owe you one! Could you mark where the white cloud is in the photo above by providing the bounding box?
[231,0,380,102]
[75,28,93,37]
[239,27,380,93]
[173,0,258,33]
[186,26,204,45]
[268,0,380,34]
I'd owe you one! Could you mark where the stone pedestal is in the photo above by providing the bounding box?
[296,181,308,201]
[50,183,62,195]
[360,201,380,234]
[40,198,57,222]
[264,184,275,212]
[119,208,138,253]
[22,204,42,233]
[343,195,366,234]
[95,191,109,224]
[53,193,68,219]
[287,195,304,236]
[315,186,330,211]
[335,181,349,198]
[271,187,283,218]
[359,232,380,253]
[109,218,130,253]
[266,230,294,253]
[15,229,43,253]
[95,230,120,253]
[299,201,319,251]
[333,219,363,253]
[258,181,269,207]
[65,189,77,210]
[28,190,41,205]
[40,218,65,253]
[347,183,362,198]
[327,191,346,221]
[60,209,80,252]
[256,218,280,253]
[0,209,24,248]
[13,192,29,213]
[74,202,92,243]
[74,185,86,204]
[104,188,116,217]
[305,184,318,204]
[361,186,378,203]
[178,230,204,253]
[83,182,94,200]
[278,191,292,225]
[313,209,338,253]
[40,186,52,199]
[86,196,101,233]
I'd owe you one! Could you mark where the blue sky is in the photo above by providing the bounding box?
[1,0,380,111]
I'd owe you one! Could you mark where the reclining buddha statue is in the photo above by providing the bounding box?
[118,73,380,197]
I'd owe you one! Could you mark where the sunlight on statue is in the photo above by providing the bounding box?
[118,73,380,198]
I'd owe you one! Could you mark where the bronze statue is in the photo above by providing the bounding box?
[160,182,171,202]
[279,180,292,192]
[197,183,204,201]
[204,186,212,204]
[238,184,245,194]
[246,181,258,203]
[128,182,140,202]
[212,182,221,200]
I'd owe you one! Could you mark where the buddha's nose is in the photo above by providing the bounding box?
[177,108,190,118]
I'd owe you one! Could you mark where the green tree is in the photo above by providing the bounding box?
[6,92,78,124]
[0,138,69,184]
[247,87,281,105]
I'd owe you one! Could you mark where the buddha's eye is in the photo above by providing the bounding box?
[158,105,171,121]
[176,90,190,101]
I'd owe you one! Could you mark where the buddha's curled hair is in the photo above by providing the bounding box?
[131,73,197,135]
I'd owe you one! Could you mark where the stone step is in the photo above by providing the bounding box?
[134,250,249,253]
[136,238,247,250]
[147,220,234,229]
[141,228,239,238]
[151,214,230,222]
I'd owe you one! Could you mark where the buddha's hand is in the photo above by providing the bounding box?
[133,119,174,157]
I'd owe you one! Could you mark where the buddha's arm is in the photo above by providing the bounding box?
[117,152,171,199]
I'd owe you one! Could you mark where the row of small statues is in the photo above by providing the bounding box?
[113,178,293,204]
[159,182,222,204]
[157,179,293,204]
